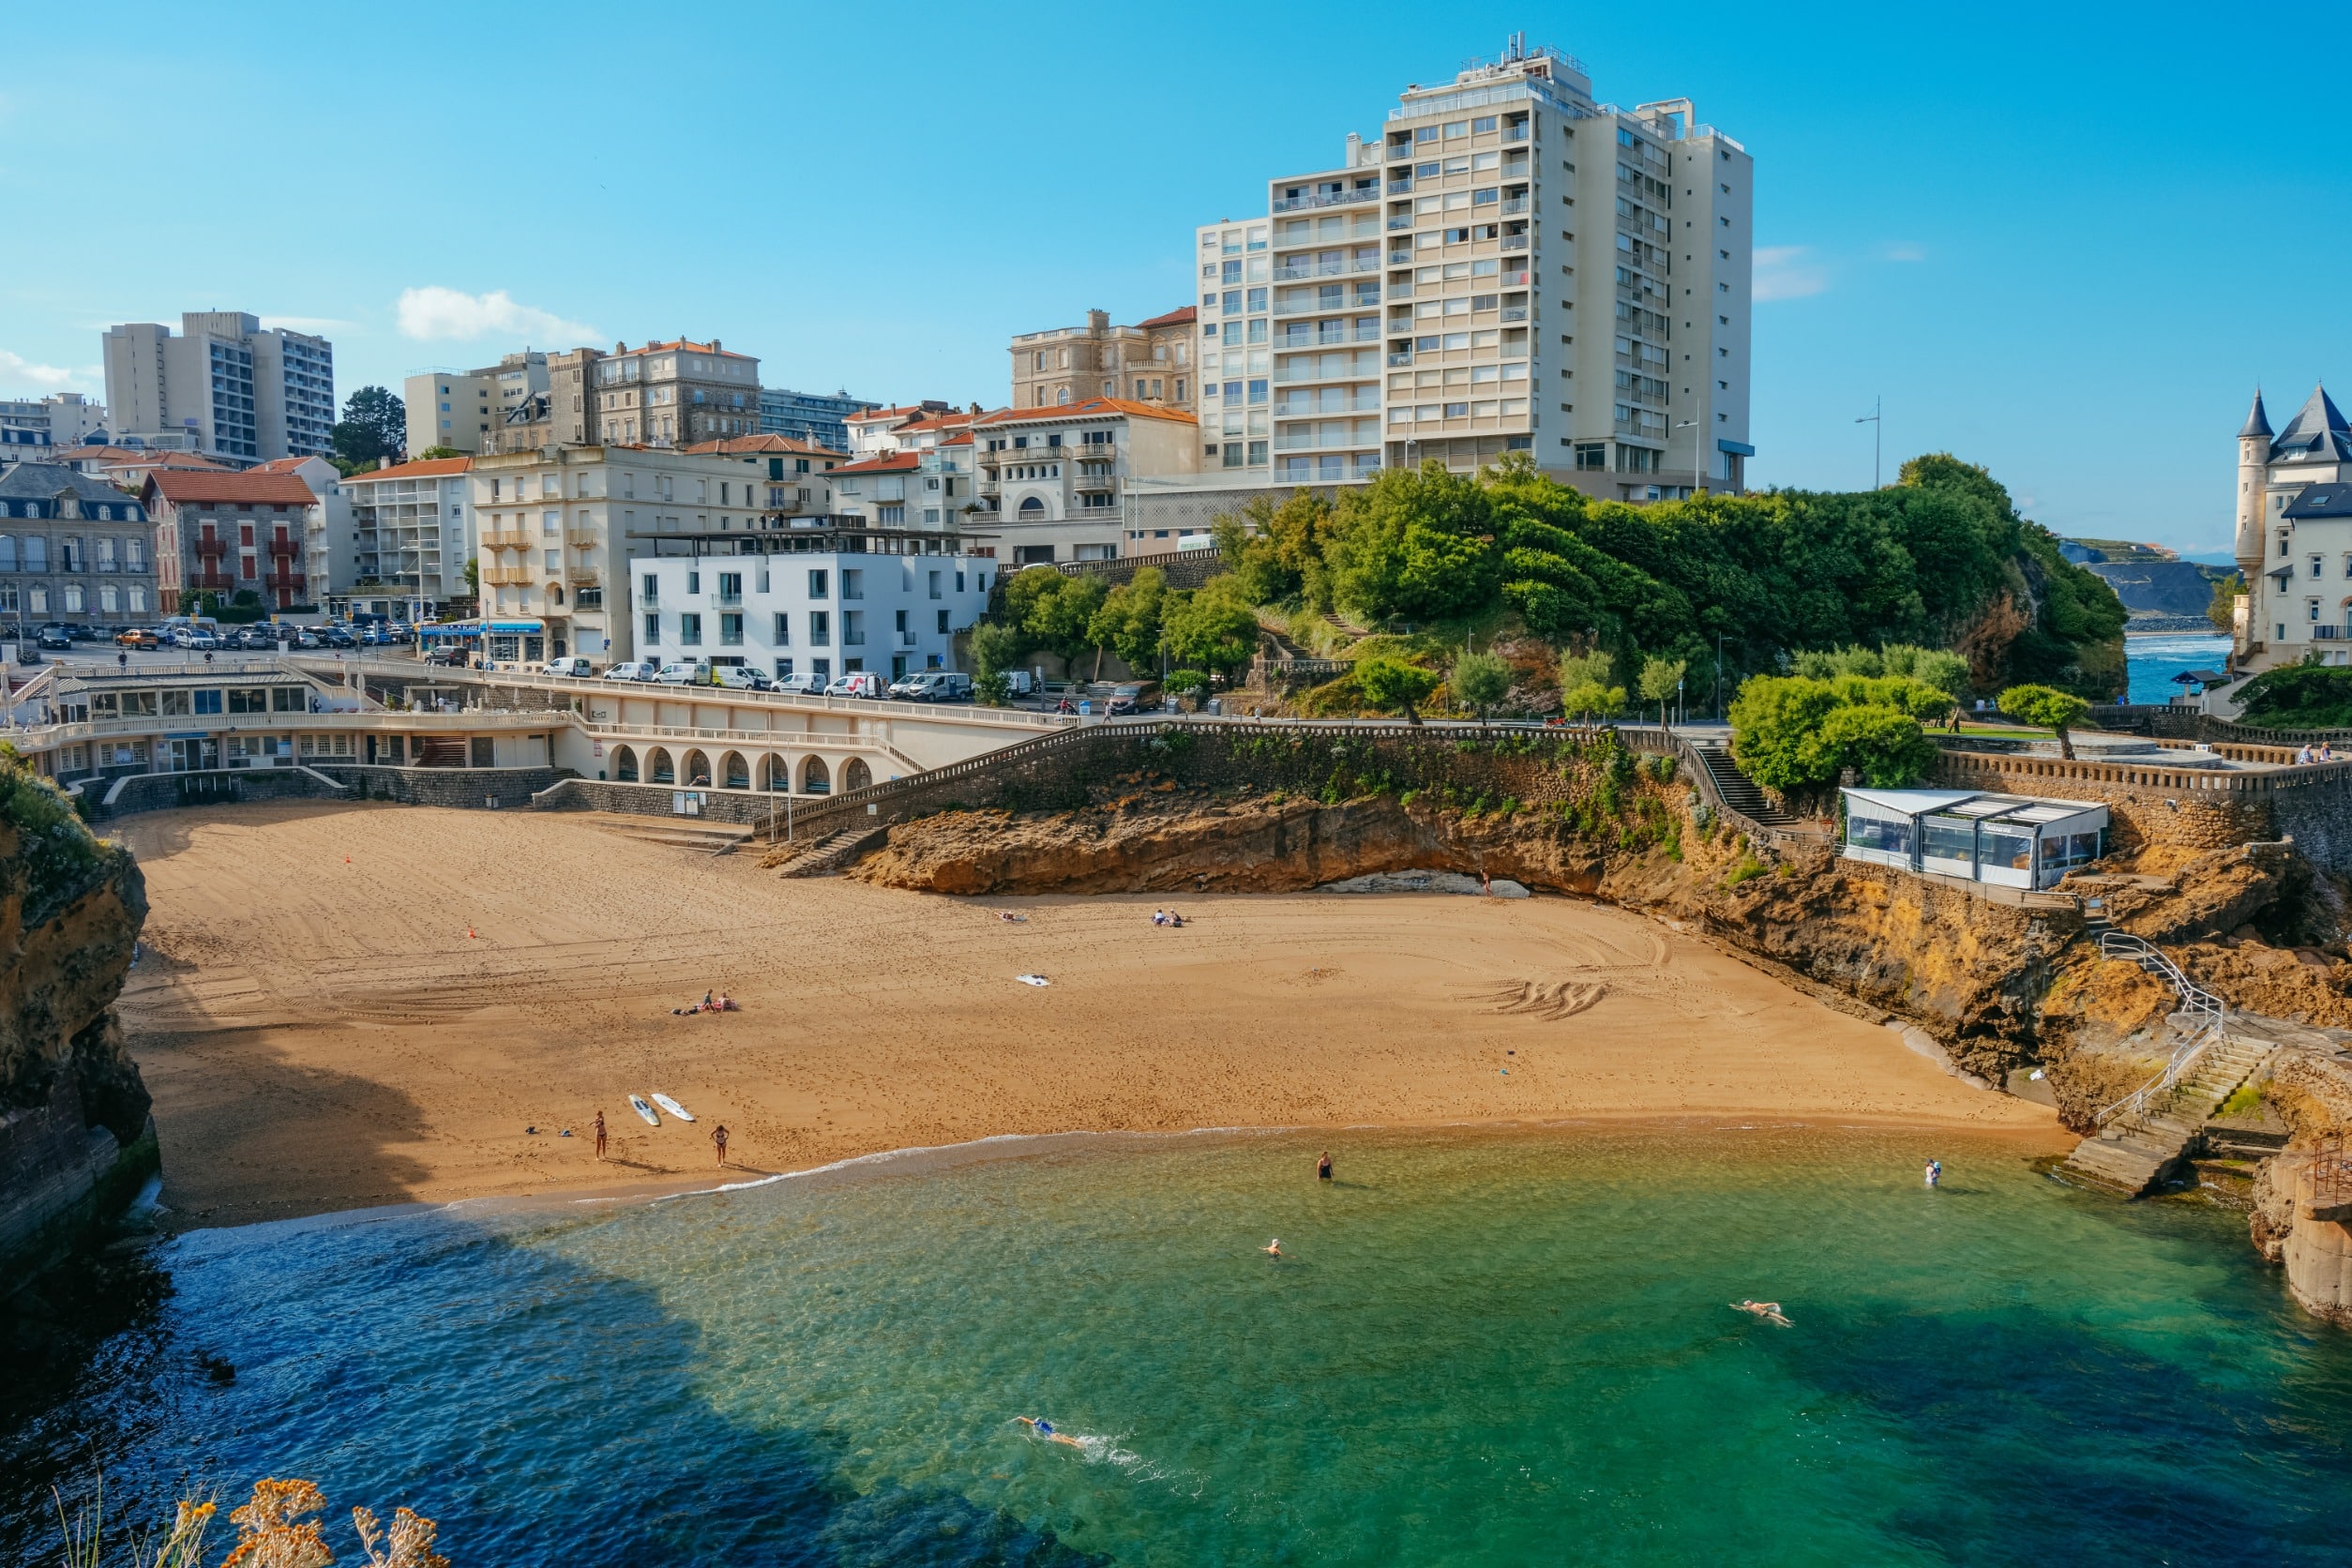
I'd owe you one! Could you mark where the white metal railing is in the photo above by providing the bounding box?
[2092,931,2227,1129]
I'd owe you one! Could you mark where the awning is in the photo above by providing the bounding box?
[418,621,481,638]
[486,621,544,633]
[1843,787,1977,816]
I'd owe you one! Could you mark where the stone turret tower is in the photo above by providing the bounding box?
[2236,389,2273,656]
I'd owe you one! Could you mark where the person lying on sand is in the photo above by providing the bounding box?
[998,911,1026,923]
[1016,1417,1083,1449]
[1733,1299,1791,1327]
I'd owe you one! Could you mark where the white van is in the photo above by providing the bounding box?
[544,656,597,677]
[824,671,885,699]
[654,660,708,685]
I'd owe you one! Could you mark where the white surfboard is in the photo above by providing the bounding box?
[1017,973,1050,987]
[629,1094,659,1126]
[652,1093,695,1123]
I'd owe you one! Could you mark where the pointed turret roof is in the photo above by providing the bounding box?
[2239,388,2272,440]
[2271,383,2352,463]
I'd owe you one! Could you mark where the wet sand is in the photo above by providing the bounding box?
[112,801,2064,1229]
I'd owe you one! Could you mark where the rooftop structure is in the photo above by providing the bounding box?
[1839,788,2108,892]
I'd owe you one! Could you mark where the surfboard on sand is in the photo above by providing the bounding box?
[1017,974,1050,987]
[629,1094,660,1126]
[652,1093,695,1123]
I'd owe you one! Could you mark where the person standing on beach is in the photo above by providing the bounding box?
[1317,1151,1333,1183]
[713,1123,731,1168]
[593,1110,607,1162]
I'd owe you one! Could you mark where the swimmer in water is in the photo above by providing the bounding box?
[1733,1299,1792,1327]
[1262,1238,1283,1258]
[1016,1416,1083,1449]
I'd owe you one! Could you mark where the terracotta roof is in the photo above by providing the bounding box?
[939,432,973,446]
[894,413,974,435]
[679,434,847,459]
[346,457,473,481]
[831,452,922,475]
[142,469,321,506]
[974,397,1198,430]
[847,403,949,425]
[613,339,755,360]
[57,445,229,469]
[1134,305,1198,329]
[250,456,323,474]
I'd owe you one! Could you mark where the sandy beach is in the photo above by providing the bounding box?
[111,801,2064,1228]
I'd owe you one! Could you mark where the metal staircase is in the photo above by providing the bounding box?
[2058,933,2272,1196]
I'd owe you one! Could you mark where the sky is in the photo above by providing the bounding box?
[4,1,2347,557]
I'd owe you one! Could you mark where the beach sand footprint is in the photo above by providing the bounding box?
[1468,979,1609,1019]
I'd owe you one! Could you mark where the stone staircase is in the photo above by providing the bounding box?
[770,825,889,880]
[2057,932,2276,1196]
[1685,741,1813,829]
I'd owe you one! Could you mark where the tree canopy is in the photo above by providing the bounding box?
[1997,683,2092,760]
[329,386,406,473]
[1729,674,1947,793]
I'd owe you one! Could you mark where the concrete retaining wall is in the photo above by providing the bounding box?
[89,766,345,820]
[531,776,799,830]
[314,764,570,808]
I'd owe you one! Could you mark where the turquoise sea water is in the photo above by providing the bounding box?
[8,1127,2352,1565]
[2126,632,2231,706]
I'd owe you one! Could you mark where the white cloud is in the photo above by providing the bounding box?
[1881,242,1927,263]
[1753,246,1829,301]
[0,348,99,392]
[396,286,597,344]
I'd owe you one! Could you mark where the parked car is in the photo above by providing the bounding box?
[773,671,828,697]
[181,630,220,651]
[824,671,886,700]
[653,661,707,685]
[422,644,472,668]
[602,660,659,682]
[318,626,356,649]
[1103,684,1148,716]
[67,624,103,642]
[890,671,972,702]
[544,656,597,678]
[114,627,160,649]
[715,666,771,690]
[36,626,72,651]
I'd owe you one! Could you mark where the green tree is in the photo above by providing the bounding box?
[415,445,465,461]
[1017,571,1108,664]
[1323,464,1499,623]
[1356,655,1440,725]
[1880,643,1972,701]
[1453,649,1511,720]
[1727,675,1937,794]
[1997,683,2092,760]
[1638,655,1687,728]
[1557,648,1621,725]
[1214,490,1335,607]
[2208,571,2245,635]
[329,385,406,471]
[462,557,479,593]
[1085,566,1169,672]
[969,621,1026,683]
[1161,577,1260,679]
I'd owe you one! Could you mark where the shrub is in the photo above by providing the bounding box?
[1998,683,2092,760]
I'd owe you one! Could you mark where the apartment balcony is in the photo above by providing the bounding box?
[566,565,601,586]
[564,527,600,548]
[481,565,533,587]
[1501,234,1529,252]
[1074,470,1117,492]
[1386,178,1413,195]
[194,536,227,558]
[190,569,235,591]
[267,535,299,557]
[1386,214,1412,231]
[482,530,532,550]
[1501,269,1530,287]
[1387,352,1414,368]
[1271,187,1379,212]
[1500,197,1530,216]
[1274,295,1376,318]
[263,569,306,593]
[1504,125,1530,143]
[976,475,1001,498]
[1500,306,1530,323]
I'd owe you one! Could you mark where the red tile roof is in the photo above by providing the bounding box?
[974,397,1198,429]
[1134,305,1199,329]
[57,445,229,470]
[848,403,950,425]
[830,452,922,475]
[347,457,473,481]
[680,434,847,459]
[614,339,755,360]
[141,469,322,507]
[251,456,322,474]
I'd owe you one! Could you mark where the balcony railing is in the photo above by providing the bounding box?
[482,531,532,550]
[1273,259,1380,280]
[1504,125,1530,143]
[1501,234,1529,251]
[195,536,227,557]
[1274,295,1376,318]
[1272,187,1379,212]
[1500,197,1529,215]
[1386,215,1412,231]
[264,570,306,592]
[2318,626,2345,641]
[1388,353,1414,367]
[1500,306,1529,323]
[267,536,299,556]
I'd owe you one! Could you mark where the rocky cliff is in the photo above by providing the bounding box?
[0,766,153,1292]
[2249,1051,2352,1326]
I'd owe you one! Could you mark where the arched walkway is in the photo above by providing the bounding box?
[613,744,639,782]
[761,753,790,792]
[649,747,675,785]
[800,755,831,795]
[842,757,872,792]
[721,750,749,790]
[683,748,712,787]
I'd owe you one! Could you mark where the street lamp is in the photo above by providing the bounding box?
[1856,396,1882,490]
[1674,419,1702,499]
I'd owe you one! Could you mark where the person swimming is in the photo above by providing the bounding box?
[1733,1299,1792,1327]
[1262,1238,1283,1258]
[1016,1416,1083,1449]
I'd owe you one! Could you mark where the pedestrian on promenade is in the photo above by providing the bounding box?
[594,1110,607,1161]
[713,1123,731,1168]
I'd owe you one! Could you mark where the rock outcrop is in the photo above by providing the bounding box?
[0,776,153,1293]
[2249,1051,2352,1326]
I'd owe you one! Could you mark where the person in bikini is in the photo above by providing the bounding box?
[1017,1417,1083,1449]
[1733,1299,1791,1326]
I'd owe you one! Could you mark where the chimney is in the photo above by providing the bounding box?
[1088,309,1108,334]
[711,339,721,352]
[1346,131,1363,166]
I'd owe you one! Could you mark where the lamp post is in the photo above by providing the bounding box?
[1856,396,1882,490]
[1674,419,1701,499]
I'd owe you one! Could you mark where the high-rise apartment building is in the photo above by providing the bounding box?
[102,312,336,464]
[1008,308,1199,414]
[0,393,109,448]
[404,352,550,456]
[759,387,880,454]
[1185,39,1751,504]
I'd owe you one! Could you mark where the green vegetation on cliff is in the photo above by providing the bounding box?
[0,746,119,927]
[2234,661,2352,731]
[1213,451,2124,701]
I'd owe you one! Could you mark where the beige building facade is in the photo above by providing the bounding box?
[1008,308,1198,414]
[2231,385,2352,676]
[969,399,1199,564]
[404,352,550,456]
[102,311,336,464]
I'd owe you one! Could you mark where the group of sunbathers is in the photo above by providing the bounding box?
[671,989,738,1016]
[1151,909,1186,927]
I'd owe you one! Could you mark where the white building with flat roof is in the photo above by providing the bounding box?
[1840,788,2108,892]
[628,549,993,686]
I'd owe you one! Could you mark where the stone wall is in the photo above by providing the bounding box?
[315,763,570,809]
[89,766,345,821]
[532,776,795,830]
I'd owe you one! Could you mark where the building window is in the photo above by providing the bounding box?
[680,613,702,644]
[808,610,830,644]
[719,612,743,645]
[773,612,791,645]
[937,609,951,634]
[644,611,660,643]
[843,610,865,646]
[808,569,828,597]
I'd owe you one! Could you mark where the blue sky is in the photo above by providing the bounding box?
[4,1,2346,555]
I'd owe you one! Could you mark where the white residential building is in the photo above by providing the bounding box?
[629,548,994,686]
[1183,38,1752,505]
[102,312,336,463]
[0,393,108,448]
[339,456,476,616]
[2232,385,2352,675]
[966,399,1201,564]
